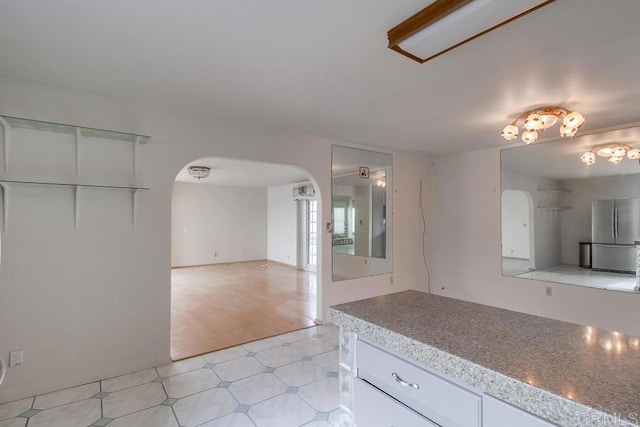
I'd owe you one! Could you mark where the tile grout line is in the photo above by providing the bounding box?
[1,328,339,427]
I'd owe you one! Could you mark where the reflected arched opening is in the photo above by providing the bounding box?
[501,189,535,276]
[170,157,321,360]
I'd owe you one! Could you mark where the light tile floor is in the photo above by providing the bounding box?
[515,263,637,291]
[0,325,340,427]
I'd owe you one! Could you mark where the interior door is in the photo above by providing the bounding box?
[614,198,640,244]
[592,200,615,244]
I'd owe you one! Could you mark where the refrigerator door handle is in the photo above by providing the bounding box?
[613,204,618,243]
[612,203,616,240]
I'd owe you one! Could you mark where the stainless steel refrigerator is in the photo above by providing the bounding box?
[592,198,640,273]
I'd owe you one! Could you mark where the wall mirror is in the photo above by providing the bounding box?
[501,125,640,293]
[332,145,392,281]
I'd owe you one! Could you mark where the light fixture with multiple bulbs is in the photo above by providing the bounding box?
[501,107,585,144]
[580,143,640,166]
[376,178,386,188]
[187,166,211,180]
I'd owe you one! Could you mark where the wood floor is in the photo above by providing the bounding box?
[170,260,317,360]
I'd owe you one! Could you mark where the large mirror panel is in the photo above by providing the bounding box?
[332,145,392,281]
[501,126,640,292]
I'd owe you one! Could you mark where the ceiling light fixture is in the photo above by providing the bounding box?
[580,143,640,166]
[187,166,211,180]
[501,106,585,144]
[387,0,556,64]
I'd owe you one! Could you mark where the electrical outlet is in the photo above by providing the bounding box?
[9,350,23,367]
[390,276,394,285]
[214,252,218,258]
[364,259,368,265]
[545,286,553,297]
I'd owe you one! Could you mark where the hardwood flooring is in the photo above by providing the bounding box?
[170,260,317,360]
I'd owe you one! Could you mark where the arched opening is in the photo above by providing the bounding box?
[170,157,320,360]
[501,189,535,276]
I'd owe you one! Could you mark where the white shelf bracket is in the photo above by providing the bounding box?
[75,127,82,178]
[0,117,11,173]
[0,183,8,232]
[132,189,139,230]
[133,136,141,184]
[74,186,80,230]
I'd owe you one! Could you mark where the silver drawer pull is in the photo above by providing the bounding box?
[392,372,419,389]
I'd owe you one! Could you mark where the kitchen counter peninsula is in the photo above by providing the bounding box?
[328,290,640,427]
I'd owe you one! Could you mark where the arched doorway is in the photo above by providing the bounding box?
[501,189,535,276]
[170,157,320,360]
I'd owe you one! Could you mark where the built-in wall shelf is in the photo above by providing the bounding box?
[0,115,151,231]
[537,189,571,194]
[0,179,151,191]
[537,206,572,210]
[0,180,149,191]
[537,189,571,212]
[0,115,150,143]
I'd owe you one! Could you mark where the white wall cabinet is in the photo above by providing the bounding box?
[355,338,558,427]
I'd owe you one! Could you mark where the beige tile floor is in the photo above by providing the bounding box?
[0,325,340,427]
[171,261,317,360]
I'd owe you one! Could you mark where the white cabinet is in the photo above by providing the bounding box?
[356,339,481,427]
[355,339,559,427]
[483,395,557,427]
[354,378,437,427]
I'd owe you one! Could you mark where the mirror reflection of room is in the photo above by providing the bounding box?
[332,145,392,281]
[501,126,640,292]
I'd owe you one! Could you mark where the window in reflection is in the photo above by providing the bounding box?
[332,145,392,281]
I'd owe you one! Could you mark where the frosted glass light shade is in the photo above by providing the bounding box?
[501,124,519,141]
[539,114,558,128]
[608,156,623,165]
[627,148,640,160]
[581,152,596,166]
[563,112,585,129]
[560,124,578,138]
[390,0,553,63]
[521,130,538,144]
[524,113,543,131]
[596,146,613,157]
[612,147,627,158]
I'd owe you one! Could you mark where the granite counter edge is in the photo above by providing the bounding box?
[327,307,616,427]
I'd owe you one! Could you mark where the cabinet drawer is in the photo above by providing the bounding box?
[357,340,481,427]
[483,395,558,427]
[355,378,438,427]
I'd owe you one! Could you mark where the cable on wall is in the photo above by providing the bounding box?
[419,177,431,293]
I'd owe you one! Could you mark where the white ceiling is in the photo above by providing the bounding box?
[175,157,309,187]
[1,1,640,156]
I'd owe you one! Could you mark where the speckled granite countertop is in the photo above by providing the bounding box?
[328,290,640,427]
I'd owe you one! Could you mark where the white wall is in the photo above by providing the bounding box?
[429,147,640,338]
[0,77,431,403]
[560,174,640,265]
[171,183,267,267]
[267,183,298,266]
